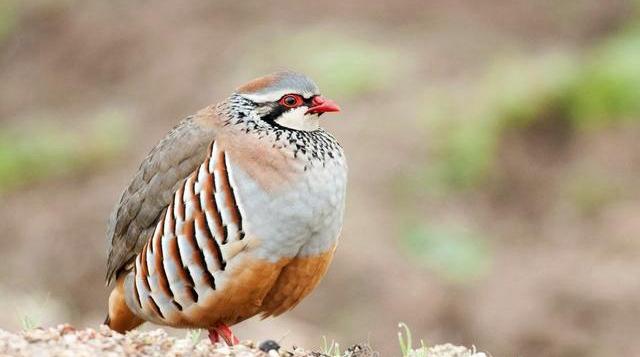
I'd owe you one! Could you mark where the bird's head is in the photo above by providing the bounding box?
[232,71,340,132]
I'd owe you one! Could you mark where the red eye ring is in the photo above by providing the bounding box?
[279,94,303,108]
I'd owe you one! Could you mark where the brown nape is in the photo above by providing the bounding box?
[106,276,144,333]
[236,73,278,94]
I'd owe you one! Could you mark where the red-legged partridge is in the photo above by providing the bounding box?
[104,71,346,345]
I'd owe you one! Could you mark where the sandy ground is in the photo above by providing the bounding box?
[0,325,486,357]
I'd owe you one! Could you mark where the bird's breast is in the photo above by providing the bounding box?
[226,149,347,261]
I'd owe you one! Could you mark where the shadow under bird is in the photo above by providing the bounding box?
[104,71,347,345]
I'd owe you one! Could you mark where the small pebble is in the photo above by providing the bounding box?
[259,339,280,352]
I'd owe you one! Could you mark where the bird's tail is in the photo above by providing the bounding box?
[105,275,144,333]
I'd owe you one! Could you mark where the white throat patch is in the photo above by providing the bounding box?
[275,107,319,131]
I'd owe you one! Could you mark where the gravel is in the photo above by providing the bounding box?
[0,325,486,357]
[0,325,291,357]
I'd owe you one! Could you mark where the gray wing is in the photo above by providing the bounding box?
[106,115,215,284]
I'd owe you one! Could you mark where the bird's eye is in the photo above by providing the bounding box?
[279,94,303,108]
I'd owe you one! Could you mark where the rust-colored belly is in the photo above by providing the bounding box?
[175,256,290,327]
[175,247,336,326]
[260,247,336,318]
[108,248,336,332]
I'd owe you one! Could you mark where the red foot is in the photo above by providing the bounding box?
[208,329,220,344]
[208,324,239,345]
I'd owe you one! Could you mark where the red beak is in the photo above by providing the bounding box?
[306,96,341,115]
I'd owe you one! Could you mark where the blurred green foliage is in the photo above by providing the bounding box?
[422,27,640,190]
[247,30,400,99]
[402,223,491,284]
[290,37,397,99]
[563,171,622,216]
[0,0,78,43]
[0,0,18,43]
[419,53,577,191]
[399,27,640,278]
[565,28,640,129]
[0,109,130,194]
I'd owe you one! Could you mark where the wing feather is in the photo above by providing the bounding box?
[106,114,216,284]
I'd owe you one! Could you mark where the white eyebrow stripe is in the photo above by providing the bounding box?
[238,89,316,103]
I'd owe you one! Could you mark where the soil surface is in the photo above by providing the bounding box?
[0,325,486,357]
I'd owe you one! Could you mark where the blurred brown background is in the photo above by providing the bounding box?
[2,1,640,356]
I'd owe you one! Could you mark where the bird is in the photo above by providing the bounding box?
[104,71,347,345]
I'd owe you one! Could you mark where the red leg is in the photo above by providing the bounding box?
[208,328,220,344]
[214,324,239,345]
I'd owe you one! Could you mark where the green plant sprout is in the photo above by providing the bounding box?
[20,315,38,331]
[321,335,342,357]
[398,322,428,357]
[186,329,202,346]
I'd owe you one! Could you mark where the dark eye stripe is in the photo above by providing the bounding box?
[259,95,317,125]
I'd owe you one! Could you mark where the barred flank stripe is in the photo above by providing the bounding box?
[139,243,151,291]
[148,296,164,320]
[184,220,216,290]
[196,213,226,271]
[154,229,173,299]
[217,151,243,240]
[176,232,198,302]
[185,270,198,302]
[213,239,226,270]
[182,174,194,219]
[128,140,254,320]
[222,225,228,244]
[167,237,189,294]
[201,162,225,243]
[176,185,186,221]
[132,261,142,309]
[172,300,183,311]
[151,211,165,254]
[216,151,242,243]
[189,173,202,212]
[161,205,173,238]
[208,142,216,172]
